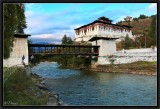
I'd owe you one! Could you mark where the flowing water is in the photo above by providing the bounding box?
[31,62,157,106]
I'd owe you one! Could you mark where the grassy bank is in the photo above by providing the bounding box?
[3,67,49,106]
[91,61,157,75]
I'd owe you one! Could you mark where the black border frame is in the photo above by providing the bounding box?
[1,0,159,109]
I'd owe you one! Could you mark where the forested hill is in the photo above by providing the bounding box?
[116,14,157,46]
[116,14,157,35]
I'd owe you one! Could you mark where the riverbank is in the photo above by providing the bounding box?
[31,60,157,76]
[30,73,64,106]
[90,61,157,76]
[29,62,66,106]
[57,61,157,76]
[3,65,64,106]
[4,67,48,106]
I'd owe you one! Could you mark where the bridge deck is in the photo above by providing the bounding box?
[28,44,99,56]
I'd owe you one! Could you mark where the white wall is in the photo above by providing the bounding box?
[92,39,117,62]
[3,37,29,67]
[117,48,155,53]
[97,48,157,64]
[99,40,116,56]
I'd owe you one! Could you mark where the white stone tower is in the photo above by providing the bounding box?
[3,34,31,67]
[89,36,118,63]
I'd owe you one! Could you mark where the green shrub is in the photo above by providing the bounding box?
[4,67,48,106]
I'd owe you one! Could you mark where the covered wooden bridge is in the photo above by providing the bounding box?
[28,44,99,56]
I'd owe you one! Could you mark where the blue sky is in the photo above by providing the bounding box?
[24,3,157,44]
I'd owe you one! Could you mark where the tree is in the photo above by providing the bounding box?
[138,14,148,19]
[116,20,123,25]
[122,34,134,49]
[149,14,157,46]
[3,3,27,59]
[67,37,73,44]
[133,17,138,21]
[62,34,67,44]
[61,34,73,44]
[14,4,27,34]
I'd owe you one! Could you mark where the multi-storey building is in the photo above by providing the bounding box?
[74,16,133,42]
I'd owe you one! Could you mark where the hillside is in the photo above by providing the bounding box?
[132,18,151,34]
[116,15,156,35]
[116,14,157,49]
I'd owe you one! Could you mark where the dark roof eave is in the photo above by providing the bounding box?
[14,33,31,38]
[89,37,119,41]
[75,21,132,30]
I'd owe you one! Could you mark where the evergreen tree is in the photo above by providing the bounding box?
[62,34,67,44]
[133,17,138,21]
[3,3,27,59]
[61,34,73,44]
[149,14,157,46]
[67,37,73,44]
[122,34,134,49]
[14,4,27,34]
[138,14,148,19]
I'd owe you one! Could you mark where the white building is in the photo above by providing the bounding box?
[74,16,133,42]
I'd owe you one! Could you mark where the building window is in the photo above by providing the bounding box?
[92,27,94,31]
[84,30,86,34]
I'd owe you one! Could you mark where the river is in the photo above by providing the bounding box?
[31,62,157,106]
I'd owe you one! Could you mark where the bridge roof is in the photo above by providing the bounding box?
[28,44,100,47]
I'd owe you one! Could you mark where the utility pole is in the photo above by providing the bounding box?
[141,33,146,48]
[144,30,148,48]
[144,33,146,48]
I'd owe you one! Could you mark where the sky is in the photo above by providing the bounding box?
[24,3,157,44]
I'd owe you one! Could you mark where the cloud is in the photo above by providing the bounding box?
[148,3,157,12]
[31,34,59,39]
[25,10,34,17]
[28,28,75,44]
[29,33,63,44]
[149,3,157,8]
[25,3,44,13]
[25,3,157,44]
